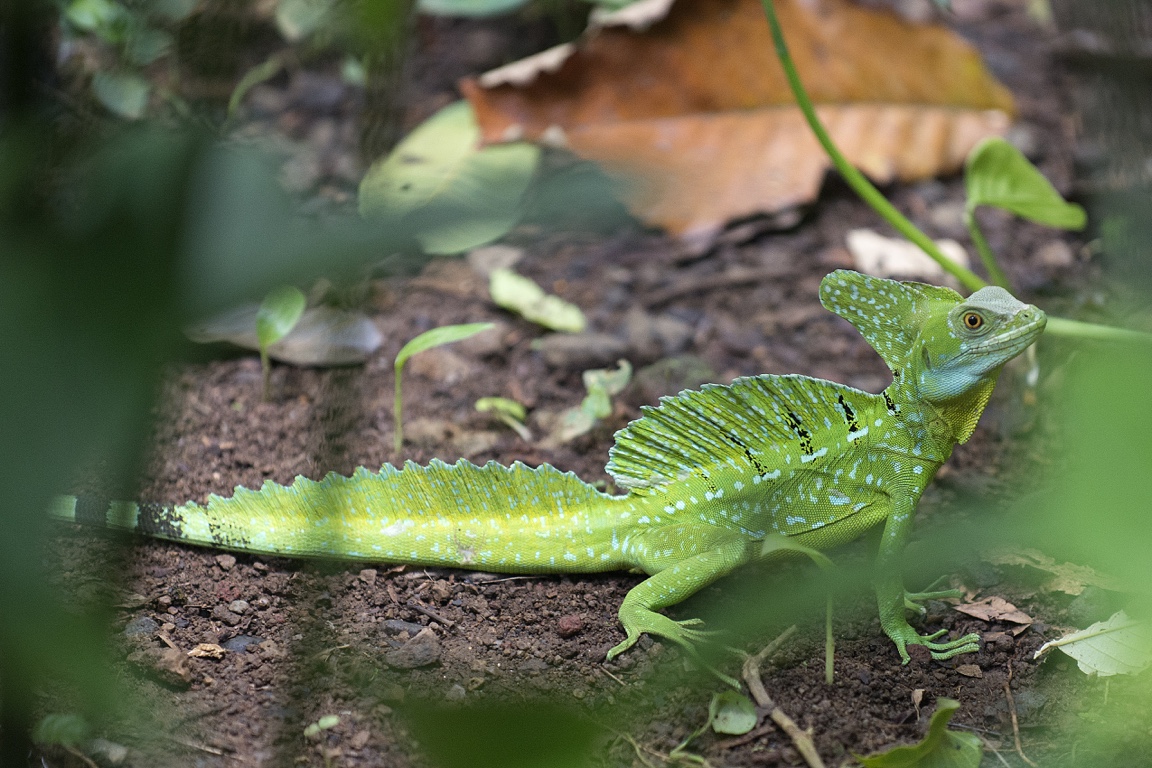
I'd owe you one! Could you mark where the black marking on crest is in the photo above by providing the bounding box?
[836,394,860,432]
[135,503,184,539]
[74,496,111,526]
[883,391,899,415]
[693,407,768,477]
[785,411,814,455]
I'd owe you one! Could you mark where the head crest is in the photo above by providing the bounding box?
[819,270,962,371]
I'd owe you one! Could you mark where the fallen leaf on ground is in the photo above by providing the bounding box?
[983,547,1124,596]
[846,229,970,285]
[187,305,383,365]
[954,596,1033,626]
[490,268,587,332]
[1035,611,1152,677]
[462,0,1013,242]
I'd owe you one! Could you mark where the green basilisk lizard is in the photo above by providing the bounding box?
[51,270,1045,665]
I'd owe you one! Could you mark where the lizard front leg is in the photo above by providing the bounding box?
[875,501,980,662]
[608,531,753,663]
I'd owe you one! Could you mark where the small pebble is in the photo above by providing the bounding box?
[556,615,584,639]
[222,634,265,653]
[215,554,237,571]
[229,600,250,615]
[123,616,159,637]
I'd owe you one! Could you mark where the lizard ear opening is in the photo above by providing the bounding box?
[819,270,962,373]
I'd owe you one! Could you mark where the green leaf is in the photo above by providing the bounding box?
[965,137,1086,230]
[125,26,173,66]
[256,285,307,350]
[1034,610,1152,677]
[359,101,540,255]
[858,699,981,768]
[489,268,586,333]
[416,0,530,17]
[91,72,151,120]
[256,285,306,401]
[709,690,757,736]
[275,0,336,41]
[33,713,91,747]
[475,396,527,422]
[476,397,531,440]
[395,323,496,373]
[394,323,495,451]
[65,0,121,31]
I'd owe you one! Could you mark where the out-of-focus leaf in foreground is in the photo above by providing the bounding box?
[402,700,602,768]
[359,101,540,254]
[1035,611,1152,677]
[857,698,981,768]
[462,0,1013,242]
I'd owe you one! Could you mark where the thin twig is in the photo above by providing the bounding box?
[63,745,100,768]
[599,666,628,687]
[981,735,1014,768]
[741,627,826,768]
[1004,663,1038,767]
[409,601,456,628]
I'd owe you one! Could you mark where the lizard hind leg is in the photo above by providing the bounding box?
[607,533,753,682]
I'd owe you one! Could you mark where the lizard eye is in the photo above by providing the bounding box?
[962,312,984,330]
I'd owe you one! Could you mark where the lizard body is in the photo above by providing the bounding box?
[51,270,1046,663]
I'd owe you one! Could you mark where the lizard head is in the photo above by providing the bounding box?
[819,269,1047,402]
[911,284,1046,401]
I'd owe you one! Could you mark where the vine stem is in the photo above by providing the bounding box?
[757,0,985,292]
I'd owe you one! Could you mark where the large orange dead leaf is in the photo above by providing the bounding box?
[461,0,1014,240]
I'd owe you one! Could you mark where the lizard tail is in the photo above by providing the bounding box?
[51,460,632,573]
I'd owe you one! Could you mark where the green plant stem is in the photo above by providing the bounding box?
[824,595,834,685]
[394,367,404,452]
[964,208,1011,289]
[758,0,985,292]
[260,349,272,402]
[1046,317,1152,345]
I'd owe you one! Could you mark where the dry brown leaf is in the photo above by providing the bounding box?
[954,596,1034,626]
[188,643,228,659]
[462,0,1013,241]
[984,547,1124,596]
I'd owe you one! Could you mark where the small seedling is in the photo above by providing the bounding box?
[476,396,531,440]
[546,360,632,446]
[393,323,495,451]
[303,714,340,740]
[256,285,306,401]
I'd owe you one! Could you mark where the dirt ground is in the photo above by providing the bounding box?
[38,2,1136,767]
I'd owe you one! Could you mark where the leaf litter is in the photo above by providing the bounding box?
[463,0,1013,242]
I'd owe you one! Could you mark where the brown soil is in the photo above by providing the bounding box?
[40,3,1119,767]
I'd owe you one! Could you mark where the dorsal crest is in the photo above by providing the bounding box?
[819,270,962,372]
